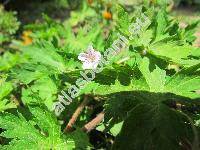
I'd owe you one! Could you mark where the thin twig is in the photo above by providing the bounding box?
[64,95,89,132]
[82,111,105,133]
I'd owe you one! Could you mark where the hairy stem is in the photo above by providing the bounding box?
[64,95,89,132]
[82,111,105,133]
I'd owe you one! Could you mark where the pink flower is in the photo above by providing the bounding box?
[78,45,101,69]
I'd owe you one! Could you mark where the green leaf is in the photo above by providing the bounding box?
[0,107,73,150]
[112,103,194,150]
[68,129,91,149]
[165,63,200,98]
[68,1,96,26]
[13,68,46,84]
[153,9,169,42]
[0,81,16,112]
[149,43,194,64]
[116,5,130,35]
[110,121,124,136]
[0,7,20,44]
[22,41,66,72]
[0,81,13,100]
[155,10,168,36]
[139,58,200,98]
[21,76,58,109]
[183,21,199,44]
[64,24,104,54]
[0,99,16,112]
[0,52,20,71]
[139,57,166,92]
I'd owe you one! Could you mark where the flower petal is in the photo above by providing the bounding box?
[87,45,95,54]
[82,62,93,70]
[78,45,102,70]
[78,53,87,61]
[95,51,101,60]
[82,62,98,70]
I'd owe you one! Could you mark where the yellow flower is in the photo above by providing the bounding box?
[87,0,93,5]
[103,11,112,20]
[22,30,33,45]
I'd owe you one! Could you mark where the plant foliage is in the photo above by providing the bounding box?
[0,1,200,149]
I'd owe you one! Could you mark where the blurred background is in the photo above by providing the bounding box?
[0,0,200,48]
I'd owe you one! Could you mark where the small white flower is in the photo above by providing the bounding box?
[78,45,101,69]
